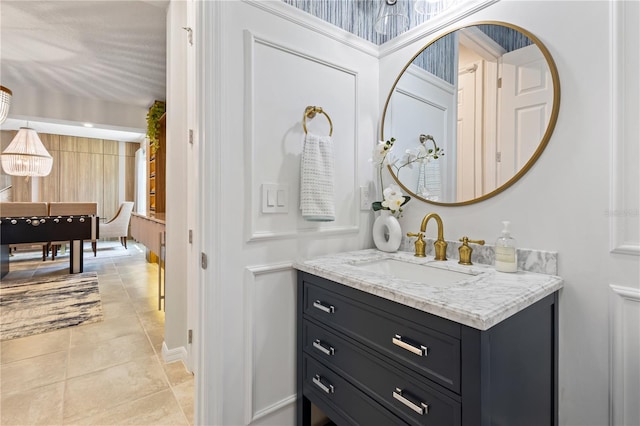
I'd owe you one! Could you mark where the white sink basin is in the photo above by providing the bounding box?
[353,258,476,286]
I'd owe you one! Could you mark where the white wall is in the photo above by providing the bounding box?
[380,1,640,425]
[199,1,378,424]
[164,0,189,361]
[194,1,639,425]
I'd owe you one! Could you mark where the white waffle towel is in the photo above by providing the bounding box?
[300,132,335,221]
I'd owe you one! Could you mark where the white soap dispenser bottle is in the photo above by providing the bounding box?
[495,221,518,272]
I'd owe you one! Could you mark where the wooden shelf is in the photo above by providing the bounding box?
[147,109,166,216]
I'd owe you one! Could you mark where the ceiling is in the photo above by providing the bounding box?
[0,0,482,142]
[0,0,168,141]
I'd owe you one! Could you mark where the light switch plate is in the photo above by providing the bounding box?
[360,186,372,211]
[276,189,287,207]
[262,184,289,213]
[267,189,276,207]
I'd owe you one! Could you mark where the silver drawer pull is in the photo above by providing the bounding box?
[313,339,335,356]
[392,334,428,356]
[312,374,334,394]
[313,300,335,314]
[393,388,429,415]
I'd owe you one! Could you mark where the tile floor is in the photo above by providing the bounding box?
[0,242,194,425]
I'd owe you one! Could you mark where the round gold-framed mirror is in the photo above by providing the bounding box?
[381,21,560,206]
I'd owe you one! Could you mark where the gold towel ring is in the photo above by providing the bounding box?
[302,106,333,136]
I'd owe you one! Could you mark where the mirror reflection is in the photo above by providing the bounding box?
[382,21,560,205]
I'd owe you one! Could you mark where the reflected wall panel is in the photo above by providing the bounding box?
[40,133,61,152]
[59,135,77,153]
[0,131,137,211]
[40,150,61,202]
[125,142,139,157]
[11,176,31,201]
[104,140,119,156]
[125,155,136,204]
[103,153,119,220]
[58,151,78,202]
[76,152,104,213]
[0,132,14,198]
[77,137,104,154]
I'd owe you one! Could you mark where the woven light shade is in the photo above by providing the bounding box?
[0,86,11,124]
[1,127,53,177]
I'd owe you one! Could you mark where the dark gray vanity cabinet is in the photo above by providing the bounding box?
[296,271,558,426]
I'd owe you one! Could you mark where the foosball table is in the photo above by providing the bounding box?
[0,215,99,278]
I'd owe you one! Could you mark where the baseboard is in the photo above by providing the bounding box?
[162,341,189,364]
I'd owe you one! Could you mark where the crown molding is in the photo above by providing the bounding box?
[378,0,499,59]
[243,0,379,57]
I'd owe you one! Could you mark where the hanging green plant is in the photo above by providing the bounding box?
[146,101,166,152]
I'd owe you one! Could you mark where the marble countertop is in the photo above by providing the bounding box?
[294,249,563,330]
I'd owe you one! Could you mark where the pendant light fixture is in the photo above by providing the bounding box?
[374,0,460,37]
[1,127,53,177]
[414,0,455,18]
[374,0,410,35]
[0,86,11,124]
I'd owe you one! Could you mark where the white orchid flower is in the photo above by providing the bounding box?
[382,184,406,212]
[415,145,433,164]
[402,149,420,168]
[370,141,389,165]
[383,184,401,199]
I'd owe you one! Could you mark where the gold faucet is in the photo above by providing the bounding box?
[407,213,447,260]
[458,236,485,265]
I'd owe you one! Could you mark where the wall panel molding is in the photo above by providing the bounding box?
[244,30,360,242]
[252,395,296,423]
[244,262,296,424]
[609,0,640,256]
[249,226,359,242]
[609,284,640,426]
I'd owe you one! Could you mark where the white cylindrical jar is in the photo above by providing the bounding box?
[373,210,402,252]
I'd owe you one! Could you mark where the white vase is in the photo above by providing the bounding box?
[372,210,402,252]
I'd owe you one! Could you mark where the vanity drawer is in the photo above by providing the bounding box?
[303,319,461,426]
[302,354,402,426]
[304,282,461,393]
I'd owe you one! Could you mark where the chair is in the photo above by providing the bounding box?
[0,202,49,261]
[100,202,134,249]
[48,202,98,259]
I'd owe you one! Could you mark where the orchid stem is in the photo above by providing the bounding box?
[378,164,384,202]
